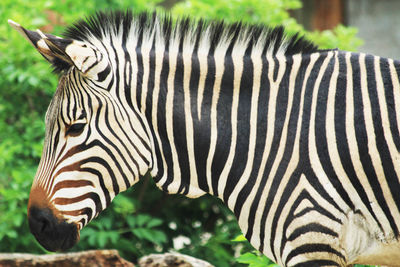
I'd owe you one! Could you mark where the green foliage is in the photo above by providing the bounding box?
[0,0,163,255]
[70,177,245,265]
[232,235,278,267]
[172,0,363,51]
[1,0,366,266]
[237,252,278,267]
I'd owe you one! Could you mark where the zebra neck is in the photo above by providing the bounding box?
[134,42,295,200]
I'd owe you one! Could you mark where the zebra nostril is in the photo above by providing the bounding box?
[28,207,55,235]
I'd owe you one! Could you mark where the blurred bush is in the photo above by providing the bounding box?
[0,0,363,266]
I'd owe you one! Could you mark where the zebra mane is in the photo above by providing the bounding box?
[62,10,319,71]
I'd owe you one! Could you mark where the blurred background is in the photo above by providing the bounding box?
[0,0,395,266]
[292,0,400,60]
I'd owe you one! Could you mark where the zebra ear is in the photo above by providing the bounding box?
[8,20,109,80]
[8,20,65,67]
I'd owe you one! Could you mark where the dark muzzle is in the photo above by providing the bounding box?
[28,206,79,251]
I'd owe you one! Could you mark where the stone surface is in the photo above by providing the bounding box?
[139,252,214,267]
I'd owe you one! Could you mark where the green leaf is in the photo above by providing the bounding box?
[98,232,107,247]
[151,230,167,245]
[236,251,277,267]
[132,228,146,239]
[126,215,136,228]
[136,214,151,227]
[236,252,259,263]
[146,218,163,228]
[102,217,113,230]
[231,234,247,242]
[6,230,17,239]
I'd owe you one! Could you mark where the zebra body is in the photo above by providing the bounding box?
[9,11,400,266]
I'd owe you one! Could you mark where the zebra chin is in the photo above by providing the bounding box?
[28,206,80,251]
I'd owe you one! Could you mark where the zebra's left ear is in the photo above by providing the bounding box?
[8,20,109,80]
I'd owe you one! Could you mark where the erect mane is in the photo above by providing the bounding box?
[63,10,320,63]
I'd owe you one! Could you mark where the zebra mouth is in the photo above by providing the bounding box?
[28,206,79,251]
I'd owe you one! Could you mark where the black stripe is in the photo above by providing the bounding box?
[94,95,134,188]
[109,99,146,178]
[314,53,353,211]
[365,55,400,237]
[389,59,400,152]
[97,64,111,82]
[54,192,102,216]
[80,167,111,207]
[293,260,340,267]
[234,55,268,219]
[135,30,144,110]
[122,31,133,108]
[81,48,100,74]
[334,53,384,231]
[223,54,253,203]
[80,156,119,197]
[291,191,342,224]
[155,49,174,190]
[287,223,338,241]
[260,54,318,259]
[191,51,215,192]
[145,42,156,122]
[382,59,400,152]
[352,54,397,236]
[212,49,233,197]
[109,34,121,97]
[285,243,344,266]
[172,51,191,194]
[189,48,210,192]
[279,189,341,258]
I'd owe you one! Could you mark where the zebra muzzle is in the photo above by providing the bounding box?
[28,206,79,251]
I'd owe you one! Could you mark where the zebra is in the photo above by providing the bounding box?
[9,10,400,266]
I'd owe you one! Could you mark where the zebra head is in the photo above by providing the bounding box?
[9,20,153,251]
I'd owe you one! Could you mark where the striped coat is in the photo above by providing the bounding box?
[9,11,400,266]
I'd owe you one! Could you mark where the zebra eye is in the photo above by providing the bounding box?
[66,123,86,136]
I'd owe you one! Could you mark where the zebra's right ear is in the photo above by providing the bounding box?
[8,20,110,80]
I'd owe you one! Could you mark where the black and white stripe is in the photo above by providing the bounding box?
[21,10,400,266]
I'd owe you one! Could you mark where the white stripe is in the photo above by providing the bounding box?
[308,51,349,212]
[164,33,182,193]
[183,39,205,197]
[344,53,388,234]
[324,52,372,223]
[359,53,393,236]
[205,41,231,195]
[217,41,247,198]
[388,59,400,138]
[236,53,300,237]
[281,174,342,266]
[228,47,263,211]
[150,38,168,186]
[140,26,156,113]
[197,27,213,120]
[373,56,400,230]
[249,53,295,257]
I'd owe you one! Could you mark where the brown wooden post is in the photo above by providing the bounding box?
[312,0,344,30]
